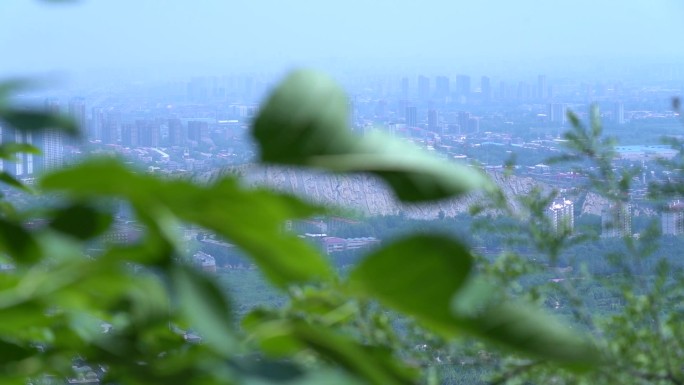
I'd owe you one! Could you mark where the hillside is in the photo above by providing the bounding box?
[204,165,547,219]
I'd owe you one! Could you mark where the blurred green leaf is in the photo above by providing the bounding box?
[49,204,112,240]
[0,109,79,137]
[0,339,33,362]
[290,321,417,385]
[351,236,599,367]
[0,79,35,100]
[462,301,599,370]
[0,218,41,264]
[172,265,236,356]
[230,357,305,382]
[351,235,473,334]
[0,143,41,160]
[41,158,332,287]
[452,278,600,368]
[244,310,416,385]
[0,172,32,193]
[253,70,493,202]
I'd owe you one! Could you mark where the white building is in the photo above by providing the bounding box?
[547,198,574,234]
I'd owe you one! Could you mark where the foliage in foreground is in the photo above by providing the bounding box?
[1,69,682,385]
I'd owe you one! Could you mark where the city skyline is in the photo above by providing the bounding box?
[2,1,684,85]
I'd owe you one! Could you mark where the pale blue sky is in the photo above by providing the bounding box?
[1,0,683,80]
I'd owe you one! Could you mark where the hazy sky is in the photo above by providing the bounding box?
[1,0,684,81]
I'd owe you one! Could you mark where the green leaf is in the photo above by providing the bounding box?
[49,203,113,240]
[0,218,41,264]
[0,339,33,363]
[252,70,493,202]
[172,265,236,356]
[41,158,332,287]
[452,278,600,368]
[0,79,35,100]
[351,236,599,367]
[289,321,417,385]
[350,235,473,333]
[0,109,79,137]
[461,301,599,369]
[0,143,41,160]
[244,311,416,385]
[230,357,305,382]
[0,172,32,193]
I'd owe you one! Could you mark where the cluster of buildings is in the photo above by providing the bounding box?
[546,197,684,239]
[546,198,632,238]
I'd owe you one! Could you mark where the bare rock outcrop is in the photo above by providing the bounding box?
[205,165,546,219]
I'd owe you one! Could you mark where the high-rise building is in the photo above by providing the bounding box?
[120,123,138,147]
[168,118,186,147]
[100,109,120,145]
[405,106,418,128]
[427,109,438,131]
[498,81,507,101]
[662,200,684,235]
[516,81,530,100]
[188,121,209,143]
[548,103,567,124]
[481,76,492,101]
[547,198,574,234]
[32,98,65,174]
[468,116,480,133]
[137,120,161,147]
[602,203,632,238]
[435,76,450,98]
[0,123,34,177]
[537,75,547,100]
[458,111,470,133]
[35,129,65,172]
[614,102,625,124]
[68,98,86,137]
[456,75,471,98]
[90,107,104,140]
[417,76,430,101]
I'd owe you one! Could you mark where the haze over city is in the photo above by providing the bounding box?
[2,0,684,84]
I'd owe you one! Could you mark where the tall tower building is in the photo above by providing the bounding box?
[458,111,471,133]
[498,81,507,101]
[456,75,471,98]
[662,200,684,235]
[602,203,632,238]
[547,198,574,234]
[121,123,138,147]
[417,76,430,101]
[136,119,161,147]
[101,109,120,145]
[614,102,625,124]
[405,106,418,128]
[0,123,34,177]
[435,76,450,98]
[427,109,438,131]
[90,107,104,140]
[537,75,547,100]
[187,121,209,144]
[68,97,86,137]
[168,118,186,147]
[32,98,65,174]
[548,103,568,124]
[481,76,492,101]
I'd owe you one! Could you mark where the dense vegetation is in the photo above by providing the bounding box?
[1,66,684,385]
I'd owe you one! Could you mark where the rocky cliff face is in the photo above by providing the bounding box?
[202,165,546,219]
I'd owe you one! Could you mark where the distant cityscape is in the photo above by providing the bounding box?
[1,67,684,242]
